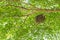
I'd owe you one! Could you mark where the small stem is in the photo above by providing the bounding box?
[5,4,60,17]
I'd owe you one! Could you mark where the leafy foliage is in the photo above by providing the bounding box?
[0,0,60,40]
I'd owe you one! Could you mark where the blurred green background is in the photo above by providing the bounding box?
[0,0,60,40]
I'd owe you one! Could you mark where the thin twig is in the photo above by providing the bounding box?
[6,4,60,12]
[5,4,60,17]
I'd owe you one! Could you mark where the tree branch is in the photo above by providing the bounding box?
[5,4,60,17]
